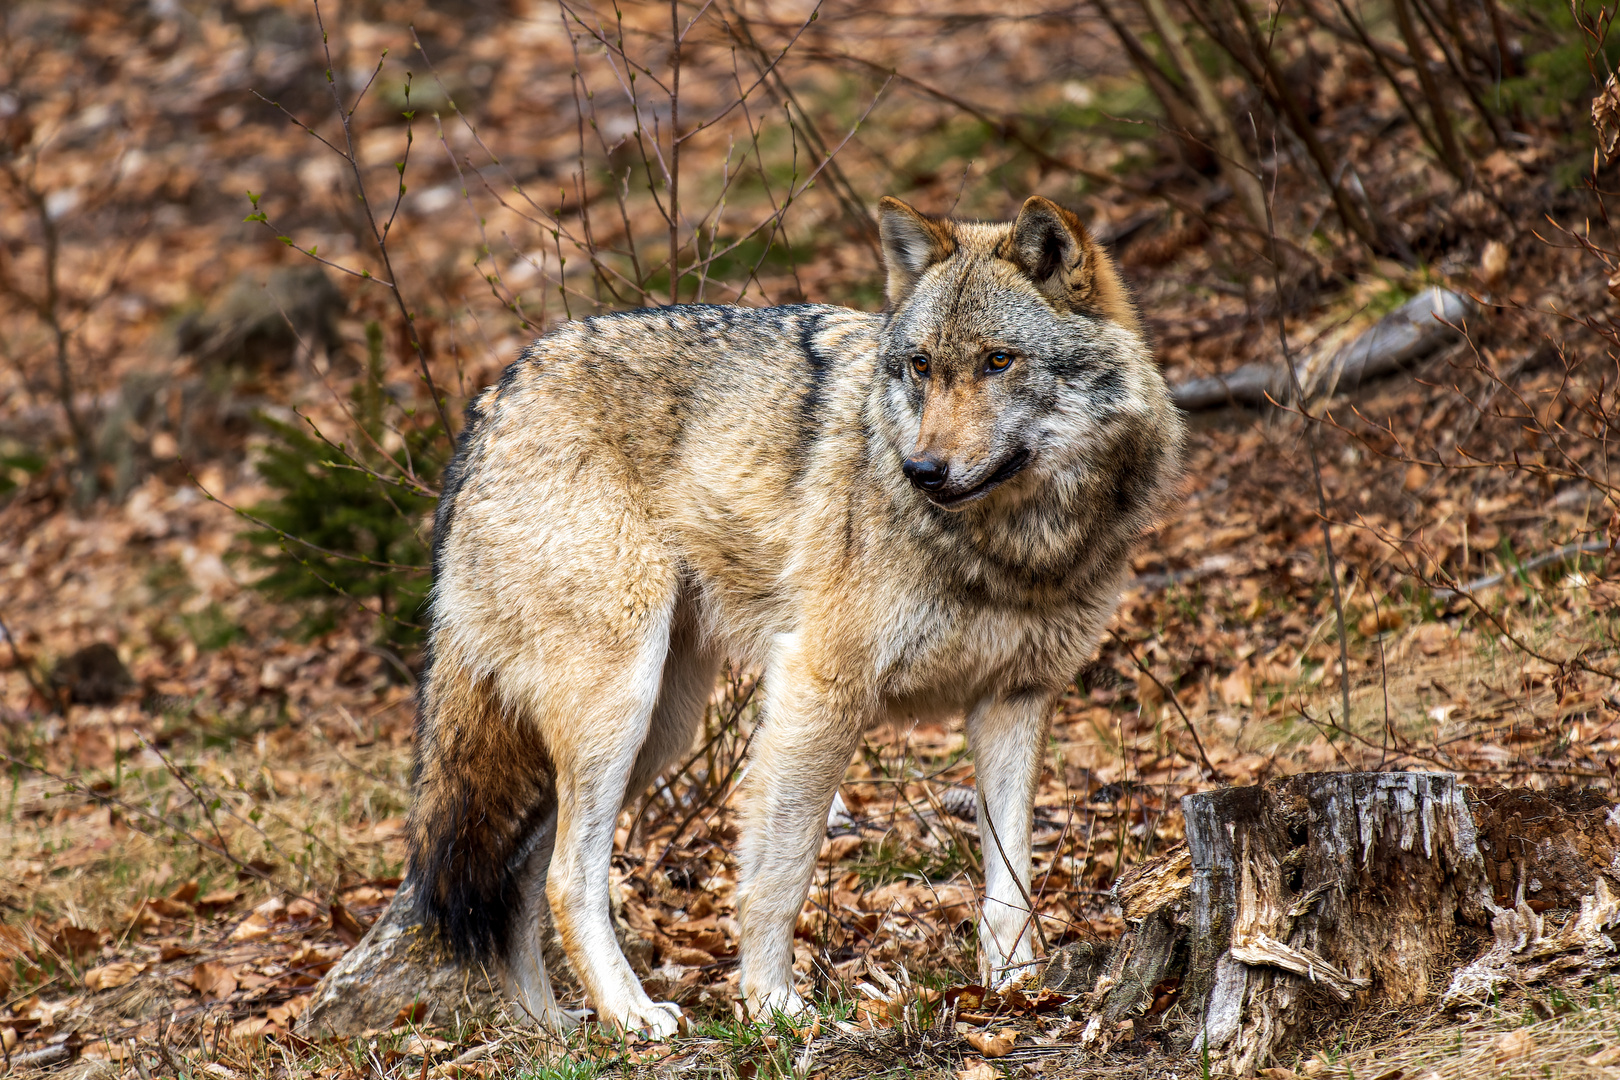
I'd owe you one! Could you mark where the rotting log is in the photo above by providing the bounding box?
[1170,288,1475,412]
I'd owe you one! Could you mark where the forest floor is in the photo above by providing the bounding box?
[2,0,1619,1077]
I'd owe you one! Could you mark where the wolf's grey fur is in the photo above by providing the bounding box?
[406,196,1184,1035]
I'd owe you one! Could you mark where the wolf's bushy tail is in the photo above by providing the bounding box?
[407,657,555,963]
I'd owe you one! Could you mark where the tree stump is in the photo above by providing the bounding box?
[1180,772,1489,1073]
[1060,772,1493,1074]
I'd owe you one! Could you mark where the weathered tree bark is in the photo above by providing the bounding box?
[1049,773,1495,1074]
[297,881,512,1037]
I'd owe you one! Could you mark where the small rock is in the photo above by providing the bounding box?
[175,265,343,372]
[50,643,133,705]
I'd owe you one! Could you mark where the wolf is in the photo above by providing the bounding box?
[406,195,1184,1036]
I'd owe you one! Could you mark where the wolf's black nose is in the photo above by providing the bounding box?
[903,455,949,491]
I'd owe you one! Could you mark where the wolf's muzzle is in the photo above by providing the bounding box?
[902,454,950,492]
[926,447,1032,508]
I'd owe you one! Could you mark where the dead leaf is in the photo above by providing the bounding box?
[145,897,192,919]
[1136,670,1165,713]
[1494,1029,1534,1061]
[190,960,238,1001]
[957,1059,999,1080]
[267,997,309,1027]
[428,1066,489,1080]
[1587,1045,1620,1067]
[228,912,271,943]
[51,924,102,959]
[1594,71,1620,162]
[1414,623,1452,656]
[83,961,144,992]
[329,900,368,945]
[406,1035,454,1056]
[1220,665,1254,707]
[943,984,996,1012]
[659,942,714,967]
[228,1016,271,1041]
[343,884,386,905]
[194,889,242,914]
[394,1001,429,1027]
[819,834,863,862]
[962,1029,1016,1058]
[1480,240,1508,287]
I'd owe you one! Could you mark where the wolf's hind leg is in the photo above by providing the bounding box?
[511,599,713,1034]
[624,591,720,808]
[966,691,1056,987]
[542,592,687,1038]
[504,805,590,1030]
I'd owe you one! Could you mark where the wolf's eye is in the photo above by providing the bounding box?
[910,354,930,376]
[986,351,1013,372]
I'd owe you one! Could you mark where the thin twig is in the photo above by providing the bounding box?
[1257,121,1354,732]
[1107,630,1216,779]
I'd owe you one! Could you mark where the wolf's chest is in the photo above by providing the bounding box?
[870,584,1106,707]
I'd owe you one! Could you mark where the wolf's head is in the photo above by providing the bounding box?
[873,195,1173,515]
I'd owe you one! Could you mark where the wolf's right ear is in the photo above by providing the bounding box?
[878,197,955,307]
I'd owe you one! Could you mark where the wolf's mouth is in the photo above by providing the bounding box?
[928,447,1032,508]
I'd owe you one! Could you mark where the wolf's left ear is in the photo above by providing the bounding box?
[879,196,956,307]
[1005,196,1097,307]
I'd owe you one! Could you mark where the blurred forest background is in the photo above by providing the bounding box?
[2,0,1619,1076]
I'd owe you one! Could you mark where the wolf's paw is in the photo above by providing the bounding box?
[618,1000,684,1040]
[543,1007,589,1032]
[988,965,1036,993]
[753,986,811,1021]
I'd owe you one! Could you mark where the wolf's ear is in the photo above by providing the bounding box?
[878,196,955,307]
[1006,196,1096,306]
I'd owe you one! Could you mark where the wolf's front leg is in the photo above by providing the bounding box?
[735,642,866,1016]
[967,690,1057,987]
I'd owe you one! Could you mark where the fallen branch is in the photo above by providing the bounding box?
[1172,287,1476,411]
[1432,538,1612,600]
